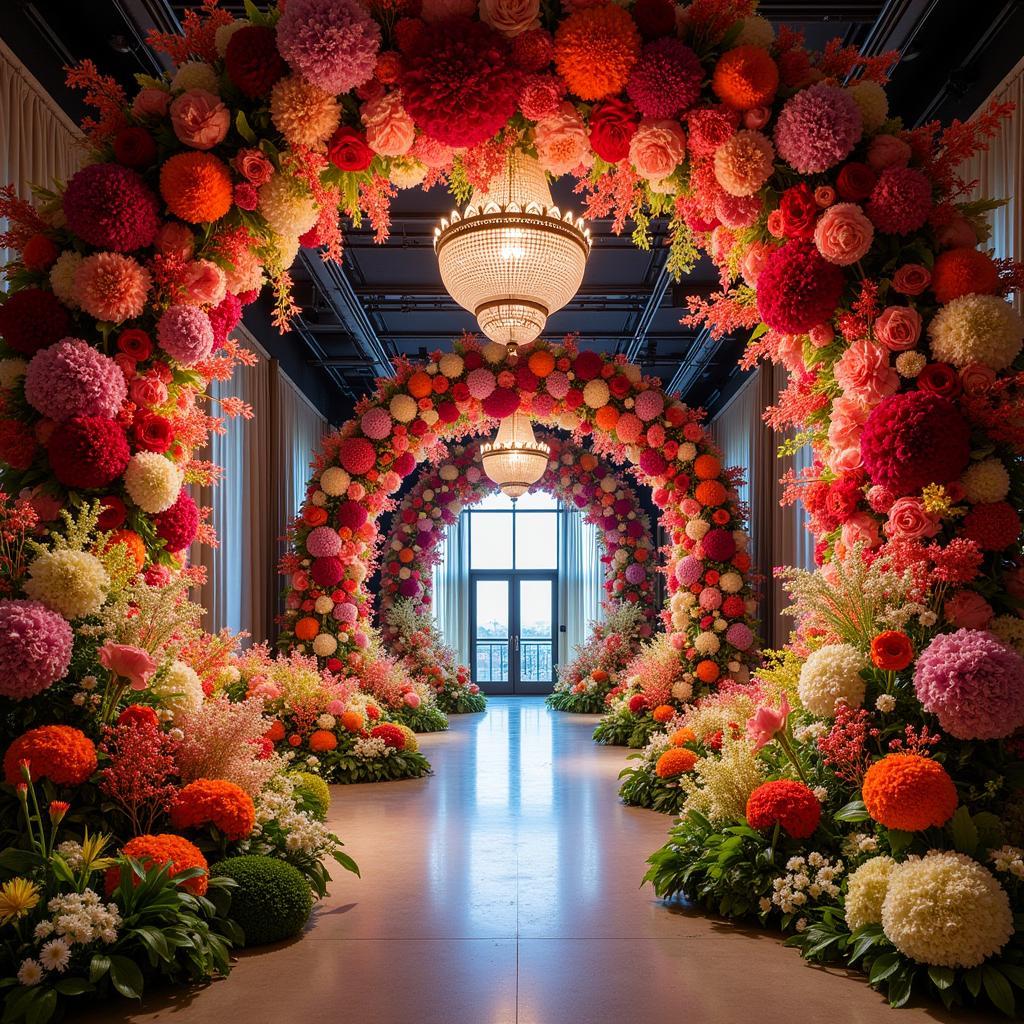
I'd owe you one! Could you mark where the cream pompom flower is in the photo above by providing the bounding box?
[153,660,204,717]
[124,452,183,514]
[24,549,110,620]
[844,855,896,931]
[927,294,1024,371]
[797,643,867,717]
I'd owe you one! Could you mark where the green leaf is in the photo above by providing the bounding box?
[88,954,110,984]
[235,110,257,144]
[53,978,93,996]
[984,967,1016,1016]
[885,829,913,857]
[25,988,57,1024]
[950,805,979,855]
[965,966,983,998]
[833,799,869,823]
[886,969,913,1008]
[869,951,900,984]
[108,955,144,1000]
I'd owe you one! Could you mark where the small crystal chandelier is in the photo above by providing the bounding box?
[434,151,591,349]
[479,411,551,500]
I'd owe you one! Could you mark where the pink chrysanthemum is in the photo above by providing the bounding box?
[467,367,497,400]
[73,252,152,324]
[0,599,74,700]
[519,74,565,121]
[25,339,126,422]
[157,304,214,366]
[754,241,845,333]
[713,130,774,197]
[914,628,1024,740]
[866,166,933,236]
[774,82,863,174]
[63,164,160,253]
[154,490,200,552]
[276,0,381,94]
[306,525,343,558]
[686,105,739,158]
[715,192,762,228]
[626,38,703,119]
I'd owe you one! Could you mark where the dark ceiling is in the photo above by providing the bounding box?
[6,0,1024,423]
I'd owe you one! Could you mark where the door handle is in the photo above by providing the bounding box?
[512,635,519,652]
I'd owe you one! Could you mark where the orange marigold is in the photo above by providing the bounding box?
[671,727,696,747]
[528,350,555,378]
[106,528,146,571]
[169,778,256,840]
[695,480,727,507]
[711,45,780,110]
[4,725,97,786]
[340,710,364,732]
[159,152,233,225]
[310,729,338,752]
[862,753,958,832]
[695,659,720,683]
[265,719,286,743]
[693,453,722,480]
[106,833,208,896]
[656,747,698,778]
[554,5,641,101]
[294,616,320,641]
[652,703,675,723]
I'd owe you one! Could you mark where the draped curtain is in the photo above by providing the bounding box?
[556,503,603,667]
[434,517,471,665]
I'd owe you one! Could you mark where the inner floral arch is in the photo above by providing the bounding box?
[376,431,658,627]
[280,335,758,694]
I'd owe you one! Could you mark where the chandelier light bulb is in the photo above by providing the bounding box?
[479,411,551,500]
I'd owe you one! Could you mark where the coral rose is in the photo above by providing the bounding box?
[884,497,939,540]
[629,119,686,182]
[480,0,540,36]
[361,92,414,157]
[170,90,230,150]
[870,630,913,671]
[873,305,921,352]
[813,202,873,265]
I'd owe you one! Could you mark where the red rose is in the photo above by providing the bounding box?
[117,328,153,361]
[608,374,632,398]
[327,126,374,172]
[132,412,175,454]
[451,382,471,402]
[916,362,961,400]
[589,98,637,164]
[778,183,818,239]
[98,496,127,531]
[835,162,877,201]
[113,126,157,169]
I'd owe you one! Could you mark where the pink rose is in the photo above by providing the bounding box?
[154,221,195,261]
[936,213,978,249]
[891,263,930,296]
[866,484,896,513]
[814,185,836,207]
[813,202,873,265]
[170,90,230,150]
[840,512,881,552]
[884,496,940,539]
[479,0,540,35]
[361,92,414,157]
[404,690,422,708]
[629,119,686,182]
[944,590,993,629]
[776,332,805,374]
[535,103,590,175]
[231,148,274,186]
[766,209,785,237]
[873,305,921,352]
[741,241,773,286]
[828,396,869,451]
[744,106,770,130]
[827,445,864,476]
[834,339,898,406]
[130,375,169,409]
[99,642,158,691]
[809,323,834,348]
[866,133,911,171]
[182,260,227,306]
[960,362,997,395]
[132,88,171,120]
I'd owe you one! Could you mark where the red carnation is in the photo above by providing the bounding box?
[962,502,1022,552]
[337,499,368,531]
[225,25,286,98]
[0,419,37,470]
[154,490,199,551]
[755,241,845,334]
[628,693,646,713]
[835,161,876,201]
[327,125,375,172]
[47,417,130,490]
[627,38,703,119]
[0,287,72,356]
[777,183,818,240]
[573,349,604,381]
[686,105,740,158]
[510,28,554,72]
[589,98,638,164]
[311,557,345,588]
[208,293,242,348]
[746,780,821,839]
[113,126,157,169]
[63,163,160,253]
[370,723,407,749]
[866,166,933,236]
[117,704,159,729]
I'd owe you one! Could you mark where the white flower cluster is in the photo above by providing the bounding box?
[990,845,1024,880]
[250,775,335,857]
[770,853,844,914]
[797,643,868,717]
[353,735,389,758]
[641,731,674,764]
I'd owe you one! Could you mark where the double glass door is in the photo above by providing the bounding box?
[471,571,557,695]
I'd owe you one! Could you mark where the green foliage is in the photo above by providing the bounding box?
[209,855,312,947]
[392,703,449,733]
[617,759,687,815]
[546,690,607,714]
[292,772,330,821]
[436,689,487,714]
[317,744,433,784]
[592,710,636,746]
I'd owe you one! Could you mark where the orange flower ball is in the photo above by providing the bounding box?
[169,778,256,840]
[265,720,286,743]
[406,371,433,399]
[712,45,780,110]
[310,729,338,752]
[695,480,727,507]
[398,548,415,563]
[656,747,698,778]
[695,660,720,684]
[671,727,696,747]
[107,833,208,897]
[592,669,609,683]
[554,4,641,101]
[693,454,722,480]
[4,725,97,786]
[159,152,233,224]
[340,710,365,732]
[931,247,1001,304]
[106,528,146,571]
[634,546,649,561]
[528,349,556,378]
[595,405,620,431]
[294,616,320,641]
[652,703,675,723]
[862,754,958,832]
[580,454,598,471]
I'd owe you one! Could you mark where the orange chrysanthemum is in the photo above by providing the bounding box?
[265,719,286,742]
[554,5,641,101]
[294,616,320,641]
[310,729,338,752]
[652,703,675,723]
[862,754,958,832]
[595,405,620,432]
[4,725,97,786]
[159,152,233,225]
[695,659,720,683]
[169,778,256,840]
[695,480,727,507]
[656,747,698,778]
[106,833,209,896]
[528,350,555,377]
[106,528,146,571]
[670,727,696,747]
[340,710,365,732]
[711,45,779,110]
[693,454,722,480]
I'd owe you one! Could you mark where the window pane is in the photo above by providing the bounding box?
[519,578,553,682]
[515,489,558,510]
[470,512,513,568]
[515,512,557,569]
[476,490,514,511]
[474,579,509,683]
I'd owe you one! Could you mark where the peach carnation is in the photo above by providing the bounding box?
[270,75,341,149]
[73,253,151,324]
[535,103,589,175]
[713,130,774,197]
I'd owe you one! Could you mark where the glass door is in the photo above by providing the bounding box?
[516,575,556,694]
[472,577,511,694]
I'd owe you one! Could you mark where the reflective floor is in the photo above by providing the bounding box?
[89,698,987,1023]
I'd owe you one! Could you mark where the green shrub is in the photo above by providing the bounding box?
[210,855,312,946]
[293,771,330,819]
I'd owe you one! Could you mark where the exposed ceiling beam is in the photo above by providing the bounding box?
[666,328,717,398]
[623,264,670,364]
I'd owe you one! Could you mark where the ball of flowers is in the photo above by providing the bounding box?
[702,529,736,562]
[866,166,932,235]
[961,458,1010,504]
[862,753,958,831]
[360,407,392,441]
[154,491,199,551]
[714,130,774,197]
[725,622,753,651]
[774,83,862,173]
[633,390,663,422]
[3,725,97,786]
[583,379,610,409]
[755,241,845,333]
[0,287,72,356]
[844,856,896,931]
[312,633,338,657]
[208,855,312,946]
[483,388,520,418]
[627,38,703,118]
[24,548,109,620]
[306,526,343,558]
[389,393,418,423]
[339,437,376,476]
[846,79,889,132]
[25,339,126,422]
[157,304,214,367]
[962,501,1021,551]
[860,391,970,496]
[124,452,183,514]
[913,628,1024,740]
[45,416,129,490]
[73,252,152,323]
[159,152,234,225]
[258,174,319,239]
[152,660,204,717]
[656,747,697,778]
[881,852,1012,968]
[276,0,380,94]
[319,466,351,496]
[224,24,286,98]
[745,779,821,839]
[370,723,407,750]
[797,643,867,717]
[110,834,209,897]
[309,729,337,752]
[0,599,73,700]
[927,293,1024,371]
[554,4,640,101]
[931,248,1000,304]
[171,778,256,840]
[712,44,778,109]
[63,163,160,252]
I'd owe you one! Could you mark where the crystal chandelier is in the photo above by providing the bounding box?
[479,411,551,500]
[434,151,591,348]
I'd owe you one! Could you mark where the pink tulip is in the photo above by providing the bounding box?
[746,692,791,750]
[99,642,158,691]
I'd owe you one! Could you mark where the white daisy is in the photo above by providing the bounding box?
[17,959,43,986]
[39,938,71,973]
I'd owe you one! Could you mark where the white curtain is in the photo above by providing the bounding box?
[434,516,470,664]
[0,40,83,273]
[557,504,602,666]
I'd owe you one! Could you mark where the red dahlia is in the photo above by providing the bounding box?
[225,25,286,98]
[962,501,1022,552]
[47,416,130,490]
[755,241,845,334]
[745,779,821,839]
[0,287,72,356]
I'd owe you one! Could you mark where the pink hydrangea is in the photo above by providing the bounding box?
[914,628,1024,739]
[360,407,392,440]
[624,562,646,585]
[157,305,214,366]
[774,82,862,174]
[674,555,702,587]
[306,526,343,558]
[25,339,126,422]
[0,599,74,700]
[544,370,570,399]
[467,368,497,400]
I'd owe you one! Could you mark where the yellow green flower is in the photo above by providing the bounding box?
[0,878,41,926]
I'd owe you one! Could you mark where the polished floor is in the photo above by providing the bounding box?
[88,698,987,1023]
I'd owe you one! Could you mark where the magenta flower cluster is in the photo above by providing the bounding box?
[25,338,127,422]
[0,599,74,700]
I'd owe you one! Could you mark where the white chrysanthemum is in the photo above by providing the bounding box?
[314,596,335,614]
[311,489,328,507]
[439,353,464,378]
[557,409,580,431]
[214,18,247,56]
[881,852,1013,968]
[991,615,1024,654]
[928,294,1024,371]
[171,61,219,93]
[797,643,868,716]
[482,341,507,364]
[678,442,697,463]
[671,679,693,702]
[961,458,1010,504]
[693,631,720,655]
[390,393,418,422]
[686,519,710,541]
[438,463,459,481]
[124,452,183,514]
[719,571,743,594]
[621,362,641,385]
[733,14,774,48]
[312,632,338,657]
[49,251,83,308]
[153,660,204,717]
[0,358,27,389]
[583,379,610,409]
[895,350,926,377]
[844,856,896,931]
[847,80,888,132]
[259,175,318,239]
[24,548,109,619]
[390,158,428,189]
[320,466,351,496]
